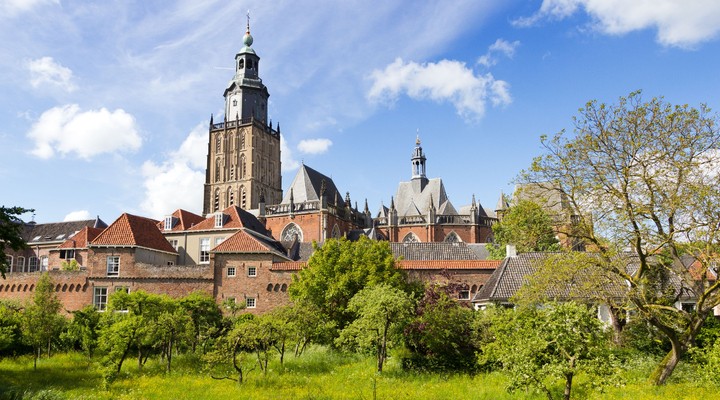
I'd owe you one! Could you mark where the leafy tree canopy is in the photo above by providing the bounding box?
[0,206,33,278]
[488,199,560,259]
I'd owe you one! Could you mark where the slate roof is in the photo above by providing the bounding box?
[280,164,342,206]
[22,217,108,244]
[466,243,490,260]
[397,260,500,270]
[213,228,290,260]
[393,178,456,218]
[157,209,205,231]
[57,227,104,249]
[188,205,268,235]
[390,242,482,261]
[472,252,665,305]
[90,213,177,254]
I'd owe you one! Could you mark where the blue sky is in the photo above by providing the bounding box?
[2,0,720,223]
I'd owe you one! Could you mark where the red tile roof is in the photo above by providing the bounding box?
[188,206,267,234]
[156,209,205,232]
[91,213,176,253]
[396,260,501,270]
[213,229,272,253]
[58,227,104,249]
[270,262,306,271]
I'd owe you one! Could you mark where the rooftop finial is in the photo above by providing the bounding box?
[416,128,420,145]
[242,10,254,48]
[246,9,251,34]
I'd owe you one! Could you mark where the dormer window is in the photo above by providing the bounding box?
[214,213,225,228]
[164,216,175,231]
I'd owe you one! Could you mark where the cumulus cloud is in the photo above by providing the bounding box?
[477,39,520,67]
[27,104,142,159]
[514,0,720,48]
[1,0,58,17]
[27,57,77,92]
[297,138,332,155]
[281,135,300,172]
[63,210,91,222]
[367,58,511,121]
[139,123,206,218]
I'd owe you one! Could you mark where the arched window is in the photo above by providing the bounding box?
[215,159,221,182]
[281,223,303,242]
[402,232,420,243]
[216,134,222,152]
[240,154,246,178]
[331,224,341,238]
[240,133,245,150]
[228,188,235,206]
[444,232,462,243]
[214,189,220,212]
[240,186,247,209]
[471,284,478,293]
[281,284,287,292]
[238,59,244,69]
[266,283,273,291]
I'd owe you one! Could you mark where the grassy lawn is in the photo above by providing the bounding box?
[0,349,717,399]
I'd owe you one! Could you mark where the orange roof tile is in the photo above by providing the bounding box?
[271,262,306,271]
[188,206,267,234]
[58,227,104,249]
[213,229,289,259]
[91,213,176,253]
[396,260,501,270]
[157,209,205,232]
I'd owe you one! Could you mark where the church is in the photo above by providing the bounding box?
[0,23,502,313]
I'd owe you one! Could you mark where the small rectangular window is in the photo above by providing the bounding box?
[6,256,12,272]
[227,267,236,277]
[214,213,224,228]
[16,256,24,272]
[41,256,48,271]
[168,239,179,250]
[164,216,174,231]
[247,266,257,277]
[215,237,225,246]
[94,287,108,311]
[200,238,210,264]
[29,257,38,272]
[246,297,256,308]
[107,256,120,276]
[59,249,75,260]
[458,290,470,300]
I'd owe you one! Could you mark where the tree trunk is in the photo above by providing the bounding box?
[34,347,39,370]
[608,307,626,345]
[166,339,173,373]
[563,372,573,400]
[138,348,143,370]
[47,337,52,358]
[650,340,683,385]
[279,341,285,365]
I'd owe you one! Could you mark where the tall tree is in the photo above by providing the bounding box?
[289,237,407,338]
[336,284,414,372]
[523,91,720,384]
[488,199,560,259]
[0,206,33,278]
[22,273,64,369]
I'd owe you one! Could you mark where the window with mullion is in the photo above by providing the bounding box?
[107,256,120,276]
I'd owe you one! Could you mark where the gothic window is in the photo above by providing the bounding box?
[402,232,420,243]
[240,133,245,149]
[331,224,341,238]
[240,186,247,209]
[228,188,235,206]
[240,154,246,178]
[214,189,220,212]
[216,135,222,152]
[229,164,235,180]
[444,232,462,243]
[215,159,221,182]
[281,223,303,242]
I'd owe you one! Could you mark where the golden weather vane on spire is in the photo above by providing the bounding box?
[246,9,251,33]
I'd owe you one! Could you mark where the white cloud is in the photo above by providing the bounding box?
[27,57,76,92]
[477,39,520,67]
[27,104,142,159]
[367,58,511,121]
[139,123,206,218]
[297,138,332,155]
[63,210,91,222]
[1,0,58,17]
[281,135,300,172]
[515,0,720,48]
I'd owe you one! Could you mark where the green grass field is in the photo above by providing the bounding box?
[0,348,717,400]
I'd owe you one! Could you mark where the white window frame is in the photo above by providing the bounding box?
[41,256,48,271]
[16,256,24,272]
[28,257,38,272]
[168,239,179,250]
[227,267,236,277]
[5,256,12,273]
[164,216,174,231]
[247,266,257,277]
[60,249,75,260]
[199,238,210,264]
[94,287,108,311]
[214,213,224,228]
[246,297,256,308]
[107,256,120,276]
[215,237,225,246]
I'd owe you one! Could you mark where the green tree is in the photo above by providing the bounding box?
[65,305,101,360]
[289,237,407,338]
[155,296,193,373]
[22,273,65,369]
[0,300,23,358]
[403,285,478,372]
[336,284,414,372]
[523,91,720,384]
[0,206,33,278]
[179,291,223,354]
[204,315,258,384]
[484,302,614,400]
[488,199,560,259]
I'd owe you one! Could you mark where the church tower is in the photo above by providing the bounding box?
[203,17,282,216]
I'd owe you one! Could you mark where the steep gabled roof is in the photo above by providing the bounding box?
[23,217,108,244]
[188,206,268,235]
[280,164,341,206]
[157,209,205,231]
[90,213,176,254]
[57,227,104,249]
[394,178,456,218]
[212,228,290,260]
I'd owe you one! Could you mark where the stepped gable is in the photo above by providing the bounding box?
[157,209,205,231]
[213,228,290,259]
[279,164,341,205]
[189,205,268,235]
[23,217,108,244]
[90,213,176,254]
[57,227,104,249]
[390,242,481,261]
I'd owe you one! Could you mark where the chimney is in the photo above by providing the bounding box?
[506,244,517,258]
